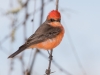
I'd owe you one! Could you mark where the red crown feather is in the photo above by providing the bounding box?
[47,10,61,20]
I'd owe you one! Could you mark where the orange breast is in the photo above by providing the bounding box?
[29,26,64,50]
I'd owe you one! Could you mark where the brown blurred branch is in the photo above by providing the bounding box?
[29,0,44,74]
[0,0,53,46]
[25,49,39,75]
[31,0,36,30]
[25,0,44,75]
[0,22,22,45]
[20,0,30,75]
[30,0,53,16]
[8,59,14,75]
[25,0,37,74]
[0,0,53,75]
[8,1,19,74]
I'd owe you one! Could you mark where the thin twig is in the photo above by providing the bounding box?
[45,50,53,75]
[39,51,71,75]
[45,0,59,75]
[56,0,59,10]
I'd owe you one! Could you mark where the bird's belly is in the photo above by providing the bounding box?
[30,32,64,50]
[36,37,62,50]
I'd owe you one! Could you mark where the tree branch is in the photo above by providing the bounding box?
[45,0,59,75]
[45,50,53,75]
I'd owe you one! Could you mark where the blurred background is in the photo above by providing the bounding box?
[0,0,100,75]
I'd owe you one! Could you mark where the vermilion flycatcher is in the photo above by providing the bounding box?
[8,10,65,58]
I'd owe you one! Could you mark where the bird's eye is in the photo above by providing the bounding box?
[58,19,61,22]
[50,19,55,22]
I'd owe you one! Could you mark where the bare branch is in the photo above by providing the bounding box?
[56,0,59,10]
[45,50,53,75]
[39,51,71,75]
[45,0,59,75]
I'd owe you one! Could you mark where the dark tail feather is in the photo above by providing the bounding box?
[8,44,27,58]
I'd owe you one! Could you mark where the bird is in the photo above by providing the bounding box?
[8,10,65,58]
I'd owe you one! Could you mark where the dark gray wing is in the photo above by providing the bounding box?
[25,23,61,47]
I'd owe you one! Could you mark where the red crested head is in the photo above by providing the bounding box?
[47,10,61,20]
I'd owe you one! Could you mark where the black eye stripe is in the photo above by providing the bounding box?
[49,19,61,22]
[50,19,55,22]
